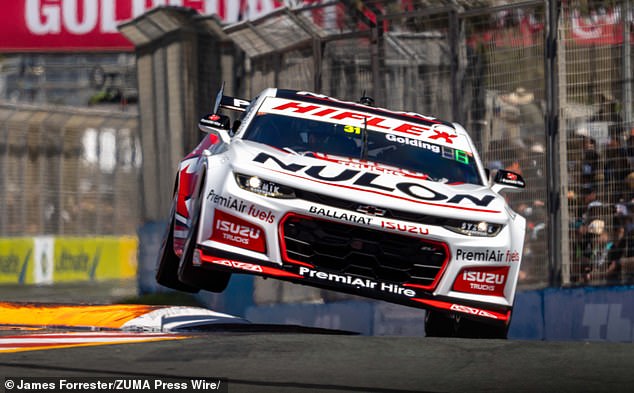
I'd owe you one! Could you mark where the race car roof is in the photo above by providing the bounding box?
[219,88,459,132]
[273,89,457,131]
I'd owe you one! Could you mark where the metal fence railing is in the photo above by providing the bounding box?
[0,53,137,107]
[560,1,634,286]
[223,0,633,298]
[0,104,141,236]
[457,2,549,287]
[0,53,141,236]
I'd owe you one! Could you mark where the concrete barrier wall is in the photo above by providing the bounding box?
[542,287,634,341]
[0,236,137,284]
[137,221,166,294]
[245,286,634,342]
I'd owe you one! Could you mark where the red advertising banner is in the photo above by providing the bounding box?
[5,1,630,53]
[570,8,634,46]
[0,0,284,52]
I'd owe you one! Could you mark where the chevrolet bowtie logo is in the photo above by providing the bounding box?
[356,205,387,217]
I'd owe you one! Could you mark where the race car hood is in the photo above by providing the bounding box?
[228,140,508,221]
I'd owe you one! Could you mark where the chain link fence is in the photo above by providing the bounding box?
[560,0,634,286]
[0,52,141,237]
[457,2,548,287]
[219,0,632,301]
[0,103,141,236]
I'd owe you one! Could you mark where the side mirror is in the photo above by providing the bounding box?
[491,169,525,193]
[199,113,231,143]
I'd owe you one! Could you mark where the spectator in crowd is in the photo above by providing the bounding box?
[565,95,632,285]
[572,183,599,227]
[516,198,546,282]
[579,135,600,190]
[625,126,634,166]
[623,172,634,203]
[576,199,615,283]
[569,180,616,283]
[569,121,634,284]
[590,92,622,125]
[603,126,631,203]
[606,203,634,284]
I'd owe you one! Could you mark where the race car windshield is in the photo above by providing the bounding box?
[243,113,482,185]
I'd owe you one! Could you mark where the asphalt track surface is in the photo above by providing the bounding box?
[1,283,633,393]
[1,328,634,393]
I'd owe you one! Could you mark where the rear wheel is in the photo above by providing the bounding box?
[156,198,199,293]
[177,175,231,293]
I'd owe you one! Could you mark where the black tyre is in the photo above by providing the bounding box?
[455,317,509,339]
[425,310,509,339]
[156,198,199,293]
[424,311,457,337]
[177,175,232,293]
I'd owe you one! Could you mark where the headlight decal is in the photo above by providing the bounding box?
[235,173,296,199]
[442,220,503,237]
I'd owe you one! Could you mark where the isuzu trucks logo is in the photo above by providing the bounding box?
[210,210,265,253]
[452,266,509,297]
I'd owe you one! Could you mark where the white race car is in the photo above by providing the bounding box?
[156,87,526,338]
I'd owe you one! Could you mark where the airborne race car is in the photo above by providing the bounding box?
[157,87,526,338]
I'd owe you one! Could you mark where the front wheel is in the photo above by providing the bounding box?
[425,311,509,339]
[425,310,457,337]
[455,317,509,339]
[156,198,199,293]
[177,175,232,293]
